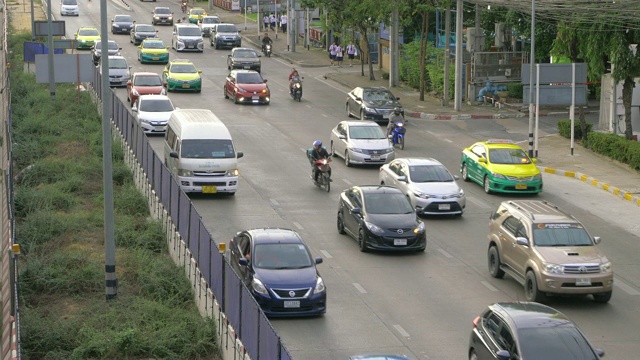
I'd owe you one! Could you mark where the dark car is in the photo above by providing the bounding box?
[223,70,270,105]
[210,23,241,49]
[228,228,326,317]
[469,302,605,360]
[130,24,158,45]
[227,47,261,72]
[346,86,404,122]
[111,14,135,34]
[151,7,174,26]
[91,40,121,66]
[337,185,426,252]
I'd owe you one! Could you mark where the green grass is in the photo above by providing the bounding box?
[9,28,221,360]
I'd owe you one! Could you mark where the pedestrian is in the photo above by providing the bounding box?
[280,13,287,33]
[335,43,344,67]
[263,14,269,31]
[329,41,337,66]
[346,41,357,67]
[269,13,276,31]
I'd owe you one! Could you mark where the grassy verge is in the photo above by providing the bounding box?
[8,31,221,360]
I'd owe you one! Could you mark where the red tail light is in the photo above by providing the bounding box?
[472,316,480,329]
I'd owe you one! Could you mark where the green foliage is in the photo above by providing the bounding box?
[113,183,151,217]
[557,119,592,139]
[506,83,523,99]
[14,183,80,217]
[115,217,166,253]
[400,40,454,96]
[583,133,640,170]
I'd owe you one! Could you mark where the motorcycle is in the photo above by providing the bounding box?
[263,43,272,57]
[389,120,406,150]
[181,2,187,13]
[290,76,303,102]
[307,152,332,192]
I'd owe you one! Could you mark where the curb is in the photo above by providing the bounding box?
[539,166,640,207]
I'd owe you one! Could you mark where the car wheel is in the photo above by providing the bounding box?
[357,228,368,252]
[359,109,365,120]
[346,103,351,118]
[330,142,337,157]
[469,349,478,360]
[337,211,346,234]
[233,92,239,104]
[461,163,470,181]
[525,271,546,302]
[488,246,505,279]
[215,42,219,50]
[483,176,491,194]
[223,86,229,99]
[345,151,352,167]
[227,64,231,70]
[593,291,612,303]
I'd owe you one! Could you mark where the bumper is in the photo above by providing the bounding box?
[167,80,202,92]
[487,177,543,194]
[140,53,169,63]
[414,197,465,215]
[175,42,204,52]
[362,111,397,122]
[365,232,427,251]
[347,149,394,165]
[112,26,132,34]
[254,290,326,317]
[153,18,173,25]
[61,10,79,16]
[188,18,201,24]
[133,36,153,45]
[177,175,238,193]
[76,42,95,50]
[139,121,168,134]
[235,93,270,105]
[214,39,241,48]
[538,272,614,295]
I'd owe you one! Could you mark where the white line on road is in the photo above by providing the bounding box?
[353,283,367,293]
[443,138,453,143]
[615,278,640,295]
[306,104,312,109]
[319,250,332,258]
[342,179,353,185]
[300,147,307,152]
[437,248,453,258]
[427,131,437,137]
[393,324,410,337]
[321,113,329,118]
[292,222,304,230]
[481,281,499,292]
[467,196,493,210]
[269,199,280,207]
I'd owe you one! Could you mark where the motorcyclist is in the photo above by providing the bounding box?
[261,32,273,54]
[288,68,300,94]
[181,1,187,13]
[310,140,332,183]
[387,107,404,138]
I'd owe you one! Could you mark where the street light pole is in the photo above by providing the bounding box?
[528,0,536,158]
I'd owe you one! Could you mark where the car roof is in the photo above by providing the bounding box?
[340,120,379,127]
[203,15,219,18]
[175,23,199,27]
[231,69,260,74]
[475,139,524,150]
[394,157,443,166]
[78,26,98,31]
[246,228,304,245]
[153,6,170,9]
[141,38,164,42]
[355,86,394,92]
[352,185,403,194]
[133,72,161,77]
[107,55,126,60]
[170,59,194,64]
[490,302,573,329]
[232,47,256,52]
[138,94,171,101]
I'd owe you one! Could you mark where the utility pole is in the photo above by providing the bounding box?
[291,0,296,52]
[454,0,463,111]
[528,0,536,157]
[46,0,55,99]
[389,6,399,87]
[443,6,451,106]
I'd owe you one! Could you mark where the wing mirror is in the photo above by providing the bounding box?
[478,158,486,163]
[350,208,361,215]
[397,176,407,182]
[169,151,179,159]
[515,237,529,246]
[237,151,244,159]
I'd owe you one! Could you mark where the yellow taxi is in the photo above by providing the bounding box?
[188,8,207,24]
[460,139,542,194]
[74,27,100,50]
[137,38,170,64]
[162,59,202,92]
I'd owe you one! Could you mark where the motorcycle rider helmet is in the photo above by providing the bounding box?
[393,107,401,115]
[313,140,322,148]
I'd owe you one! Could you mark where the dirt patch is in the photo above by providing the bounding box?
[7,0,46,32]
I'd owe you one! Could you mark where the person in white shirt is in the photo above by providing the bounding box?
[280,14,288,32]
[263,14,269,31]
[335,44,344,67]
[346,42,357,67]
[329,42,337,66]
[269,14,276,31]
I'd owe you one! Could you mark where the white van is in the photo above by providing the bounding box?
[164,109,243,194]
[60,0,79,16]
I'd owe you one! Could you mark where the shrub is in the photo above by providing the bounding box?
[584,132,640,170]
[382,71,389,80]
[507,82,523,99]
[557,119,592,139]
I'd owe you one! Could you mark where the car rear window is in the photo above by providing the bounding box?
[364,192,413,214]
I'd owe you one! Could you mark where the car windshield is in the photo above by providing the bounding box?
[532,224,593,246]
[114,15,133,22]
[137,25,155,32]
[202,17,219,24]
[170,64,197,73]
[217,24,237,32]
[134,75,162,86]
[236,73,264,84]
[79,29,99,36]
[109,59,128,69]
[253,243,313,270]
[488,148,532,164]
[363,89,394,101]
[518,326,598,360]
[143,41,164,49]
[154,8,171,14]
[191,9,204,15]
[349,125,386,140]
[179,27,202,36]
[139,99,174,112]
[364,192,414,214]
[234,50,257,58]
[62,0,76,5]
[180,139,235,159]
[409,165,454,182]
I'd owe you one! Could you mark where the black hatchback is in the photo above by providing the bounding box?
[469,302,605,360]
[337,185,426,252]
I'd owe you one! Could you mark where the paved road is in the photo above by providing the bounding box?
[53,2,640,359]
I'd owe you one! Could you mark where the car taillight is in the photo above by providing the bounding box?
[472,316,480,329]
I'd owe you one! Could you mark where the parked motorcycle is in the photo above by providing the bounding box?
[263,44,272,57]
[290,76,303,102]
[389,121,406,150]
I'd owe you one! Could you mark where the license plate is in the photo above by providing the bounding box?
[394,239,407,246]
[182,84,190,88]
[188,45,194,48]
[515,183,528,189]
[383,114,390,119]
[283,300,300,308]
[152,57,159,60]
[438,204,451,210]
[371,155,380,160]
[576,278,591,286]
[202,186,217,194]
[244,66,250,69]
[252,96,259,100]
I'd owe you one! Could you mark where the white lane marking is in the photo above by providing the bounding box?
[443,138,453,143]
[467,196,493,210]
[353,283,367,293]
[321,113,329,118]
[319,250,332,258]
[269,198,280,207]
[300,147,307,152]
[316,75,350,92]
[427,131,437,137]
[481,281,499,292]
[393,324,410,337]
[342,179,353,185]
[306,104,312,109]
[437,248,453,258]
[292,222,304,230]
[615,278,640,295]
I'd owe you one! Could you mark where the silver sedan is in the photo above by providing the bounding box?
[329,120,395,167]
[379,158,466,215]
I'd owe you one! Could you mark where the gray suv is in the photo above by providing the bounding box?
[487,200,613,303]
[210,23,241,49]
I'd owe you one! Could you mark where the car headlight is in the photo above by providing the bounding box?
[600,262,612,273]
[533,174,542,180]
[454,189,465,198]
[139,118,152,124]
[251,278,269,295]
[363,106,376,113]
[177,169,193,177]
[314,276,326,294]
[491,172,507,179]
[364,221,384,235]
[413,222,425,234]
[412,191,429,199]
[225,169,239,176]
[113,24,120,27]
[382,148,394,154]
[350,148,367,154]
[154,16,160,19]
[167,16,173,20]
[544,262,564,274]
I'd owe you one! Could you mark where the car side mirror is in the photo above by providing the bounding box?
[163,70,169,74]
[238,258,248,266]
[355,96,362,101]
[258,54,262,57]
[129,66,132,69]
[169,151,179,159]
[227,54,231,57]
[351,208,361,215]
[264,79,268,83]
[238,29,242,33]
[397,176,407,182]
[315,257,323,264]
[237,151,244,159]
[197,70,202,74]
[515,237,529,246]
[163,81,168,87]
[453,175,459,180]
[478,158,486,163]
[137,45,142,49]
[496,350,511,360]
[111,19,114,23]
[338,135,346,140]
[396,97,401,100]
[594,236,601,244]
[531,158,538,163]
[119,47,122,50]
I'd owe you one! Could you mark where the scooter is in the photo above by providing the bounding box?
[181,2,187,13]
[290,77,303,102]
[389,121,406,150]
[308,154,332,192]
[263,43,272,57]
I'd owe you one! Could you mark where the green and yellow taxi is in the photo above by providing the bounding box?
[460,139,543,194]
[74,27,100,50]
[188,8,207,24]
[162,59,202,92]
[137,38,170,64]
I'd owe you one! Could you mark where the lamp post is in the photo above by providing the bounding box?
[528,0,536,158]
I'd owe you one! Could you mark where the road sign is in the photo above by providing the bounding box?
[53,40,75,49]
[33,21,66,36]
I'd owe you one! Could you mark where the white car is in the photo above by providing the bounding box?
[132,95,175,134]
[198,15,221,37]
[329,120,394,167]
[379,158,466,216]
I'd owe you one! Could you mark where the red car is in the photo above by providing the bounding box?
[223,70,270,105]
[126,72,166,106]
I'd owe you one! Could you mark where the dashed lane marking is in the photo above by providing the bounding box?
[353,283,367,293]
